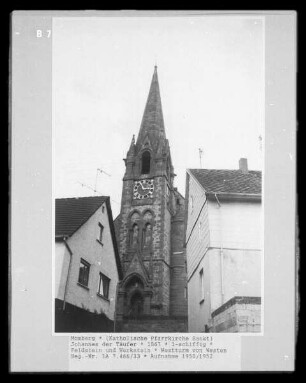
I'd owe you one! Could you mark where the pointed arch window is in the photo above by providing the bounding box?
[142,210,154,249]
[141,151,151,174]
[130,223,140,248]
[143,222,153,248]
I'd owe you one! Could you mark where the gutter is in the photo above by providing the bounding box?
[214,193,224,305]
[62,237,73,311]
[207,192,261,202]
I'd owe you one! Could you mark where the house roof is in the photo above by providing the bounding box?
[55,196,108,237]
[55,195,123,279]
[189,169,262,196]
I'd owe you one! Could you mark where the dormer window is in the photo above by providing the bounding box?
[141,151,151,174]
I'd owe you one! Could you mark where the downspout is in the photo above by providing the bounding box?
[113,280,119,332]
[62,237,73,311]
[214,193,224,305]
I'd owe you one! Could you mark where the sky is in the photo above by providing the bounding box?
[53,15,264,217]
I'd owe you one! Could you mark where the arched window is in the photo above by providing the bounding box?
[141,151,151,174]
[130,211,140,222]
[143,210,153,221]
[142,210,153,249]
[130,223,139,248]
[143,222,153,248]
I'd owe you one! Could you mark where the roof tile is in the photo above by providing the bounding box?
[55,196,108,237]
[189,169,261,195]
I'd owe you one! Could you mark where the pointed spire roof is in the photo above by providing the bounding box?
[136,66,166,147]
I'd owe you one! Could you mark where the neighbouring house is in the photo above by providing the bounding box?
[54,196,123,332]
[185,158,262,333]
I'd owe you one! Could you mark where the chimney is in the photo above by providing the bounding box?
[239,158,248,173]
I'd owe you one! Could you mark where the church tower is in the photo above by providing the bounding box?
[115,66,188,332]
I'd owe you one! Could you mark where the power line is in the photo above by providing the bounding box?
[95,167,111,193]
[97,168,111,177]
[77,181,100,195]
[77,181,120,205]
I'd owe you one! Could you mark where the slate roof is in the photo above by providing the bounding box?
[55,195,123,279]
[189,169,262,195]
[55,196,108,237]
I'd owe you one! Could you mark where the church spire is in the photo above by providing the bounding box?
[136,66,166,147]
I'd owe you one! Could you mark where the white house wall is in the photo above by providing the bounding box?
[207,199,262,312]
[186,173,211,332]
[55,241,70,301]
[208,248,261,313]
[207,200,262,250]
[64,203,119,320]
[185,173,210,279]
[188,253,211,332]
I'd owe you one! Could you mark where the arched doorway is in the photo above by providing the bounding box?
[125,275,145,317]
[129,291,144,317]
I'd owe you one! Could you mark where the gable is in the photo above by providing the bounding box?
[124,252,150,283]
[55,196,107,237]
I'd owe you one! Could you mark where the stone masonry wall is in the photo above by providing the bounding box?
[209,297,261,333]
[117,317,188,333]
[118,175,172,316]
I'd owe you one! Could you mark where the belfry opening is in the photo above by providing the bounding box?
[141,151,151,174]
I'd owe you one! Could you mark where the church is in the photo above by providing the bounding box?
[114,67,188,332]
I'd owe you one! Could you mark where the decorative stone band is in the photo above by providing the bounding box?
[211,296,261,319]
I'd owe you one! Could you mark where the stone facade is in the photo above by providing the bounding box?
[116,316,188,333]
[115,67,188,332]
[208,296,261,333]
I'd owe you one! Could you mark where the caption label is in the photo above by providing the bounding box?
[69,334,241,371]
